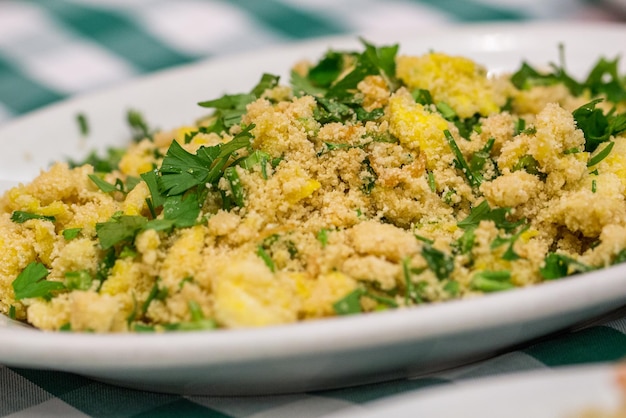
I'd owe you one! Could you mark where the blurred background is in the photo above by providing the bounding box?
[0,0,622,125]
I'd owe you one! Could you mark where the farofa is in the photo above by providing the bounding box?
[1,41,626,332]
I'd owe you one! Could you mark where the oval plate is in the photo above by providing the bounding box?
[1,22,626,395]
[327,363,626,418]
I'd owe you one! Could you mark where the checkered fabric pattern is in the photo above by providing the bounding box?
[1,0,625,417]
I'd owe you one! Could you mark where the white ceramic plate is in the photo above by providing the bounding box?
[327,363,626,418]
[1,22,626,396]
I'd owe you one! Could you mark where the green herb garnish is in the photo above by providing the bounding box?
[11,211,55,224]
[13,262,65,300]
[444,129,482,188]
[158,124,254,196]
[257,245,276,272]
[95,214,148,250]
[198,74,278,131]
[587,141,615,167]
[64,270,93,291]
[333,288,364,315]
[76,113,89,136]
[539,253,593,280]
[127,109,153,142]
[471,270,514,292]
[573,99,626,153]
[421,245,454,281]
[457,200,523,233]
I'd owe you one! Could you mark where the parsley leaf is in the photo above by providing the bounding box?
[162,191,201,228]
[412,88,434,105]
[457,200,523,233]
[317,228,330,247]
[512,154,542,177]
[573,99,626,152]
[306,51,344,88]
[141,169,166,209]
[158,125,254,197]
[64,270,93,291]
[291,39,399,124]
[471,270,514,292]
[444,129,482,188]
[13,262,65,300]
[198,74,278,131]
[223,166,245,208]
[88,174,119,193]
[239,150,271,179]
[587,141,615,167]
[333,288,364,315]
[11,211,55,224]
[510,45,583,96]
[68,147,125,173]
[76,113,89,136]
[257,245,276,272]
[127,109,153,142]
[141,281,168,314]
[584,57,626,103]
[469,137,495,174]
[326,39,398,99]
[62,228,81,240]
[539,253,593,280]
[95,214,148,250]
[422,245,454,281]
[491,225,529,261]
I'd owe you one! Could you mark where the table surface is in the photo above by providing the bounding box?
[2,0,626,417]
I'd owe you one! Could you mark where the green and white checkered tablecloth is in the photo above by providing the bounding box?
[2,1,626,417]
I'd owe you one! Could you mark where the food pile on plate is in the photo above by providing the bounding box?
[1,40,626,332]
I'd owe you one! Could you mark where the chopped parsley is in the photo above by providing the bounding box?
[412,88,433,105]
[539,253,593,280]
[421,245,454,281]
[490,225,529,261]
[454,227,476,257]
[162,191,202,228]
[64,270,93,291]
[471,270,514,292]
[95,213,148,250]
[427,170,436,192]
[127,109,153,142]
[76,113,89,136]
[141,281,168,314]
[88,174,119,193]
[223,166,245,208]
[198,73,278,132]
[291,38,398,125]
[161,301,217,331]
[257,245,276,272]
[469,137,495,175]
[512,49,626,103]
[333,288,364,315]
[457,201,523,233]
[587,141,615,167]
[512,154,542,177]
[12,262,65,300]
[158,124,254,196]
[11,211,55,224]
[317,228,330,247]
[239,150,271,179]
[573,99,626,153]
[444,129,482,188]
[68,147,125,173]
